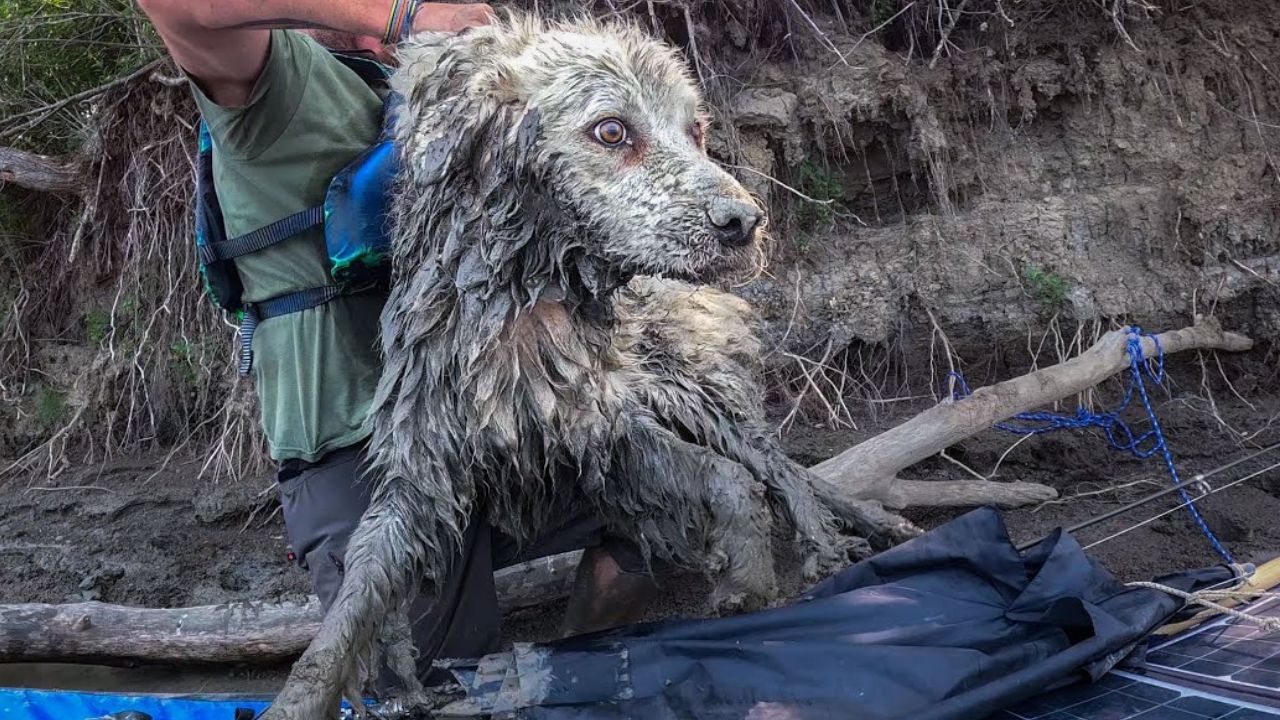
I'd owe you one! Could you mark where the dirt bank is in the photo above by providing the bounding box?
[732,0,1280,361]
[5,0,1279,474]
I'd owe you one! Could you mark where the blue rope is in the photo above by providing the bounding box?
[946,326,1235,564]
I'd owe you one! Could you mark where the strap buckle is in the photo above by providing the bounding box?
[235,286,343,376]
[238,305,260,377]
[196,241,218,266]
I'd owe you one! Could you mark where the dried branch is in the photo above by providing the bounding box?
[0,58,164,141]
[928,0,971,69]
[809,318,1253,508]
[0,146,81,193]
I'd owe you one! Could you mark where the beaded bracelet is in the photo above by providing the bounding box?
[382,0,420,45]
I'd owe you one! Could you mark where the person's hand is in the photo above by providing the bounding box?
[412,3,495,34]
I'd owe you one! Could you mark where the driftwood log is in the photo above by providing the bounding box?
[0,599,318,665]
[809,318,1253,509]
[0,551,581,665]
[0,318,1253,666]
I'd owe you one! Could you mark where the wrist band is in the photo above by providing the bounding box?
[399,0,420,42]
[383,0,420,45]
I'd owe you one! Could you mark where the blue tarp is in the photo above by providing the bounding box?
[0,687,268,719]
[441,507,1233,720]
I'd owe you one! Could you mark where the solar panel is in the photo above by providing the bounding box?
[993,671,1280,719]
[1145,597,1280,700]
[995,594,1280,719]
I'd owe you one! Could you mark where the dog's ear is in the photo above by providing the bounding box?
[390,37,545,279]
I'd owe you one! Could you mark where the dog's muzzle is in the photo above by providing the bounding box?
[706,197,764,248]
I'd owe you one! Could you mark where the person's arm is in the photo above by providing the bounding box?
[136,0,494,107]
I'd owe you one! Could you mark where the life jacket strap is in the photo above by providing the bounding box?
[199,206,325,265]
[238,285,344,376]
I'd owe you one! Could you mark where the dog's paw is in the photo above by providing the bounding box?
[709,581,779,616]
[709,586,766,616]
[375,690,437,717]
[709,587,751,615]
[708,564,777,616]
[797,531,870,582]
[705,546,730,575]
[843,533,876,561]
[256,696,339,720]
[257,647,352,720]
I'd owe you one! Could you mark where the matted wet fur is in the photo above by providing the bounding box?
[259,13,916,718]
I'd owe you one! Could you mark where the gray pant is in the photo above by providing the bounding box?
[276,443,645,680]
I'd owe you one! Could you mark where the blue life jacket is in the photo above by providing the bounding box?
[193,52,402,375]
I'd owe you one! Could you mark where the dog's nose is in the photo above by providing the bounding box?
[706,197,763,248]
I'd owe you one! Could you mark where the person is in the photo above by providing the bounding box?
[137,0,659,685]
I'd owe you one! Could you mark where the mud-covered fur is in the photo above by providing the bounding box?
[260,14,909,718]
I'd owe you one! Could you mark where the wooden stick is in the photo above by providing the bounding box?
[879,479,1058,509]
[1155,554,1280,636]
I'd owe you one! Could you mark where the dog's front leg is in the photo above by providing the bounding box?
[257,521,398,719]
[628,388,864,580]
[597,411,778,612]
[258,493,434,720]
[641,386,919,570]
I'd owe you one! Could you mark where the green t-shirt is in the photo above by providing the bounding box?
[190,30,385,462]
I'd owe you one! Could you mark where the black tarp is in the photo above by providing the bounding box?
[438,507,1233,720]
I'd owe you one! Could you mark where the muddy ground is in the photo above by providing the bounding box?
[2,356,1279,695]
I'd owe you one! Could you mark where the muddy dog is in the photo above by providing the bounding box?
[259,13,916,718]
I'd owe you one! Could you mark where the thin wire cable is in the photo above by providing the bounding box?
[1192,441,1280,482]
[1083,458,1280,551]
[1019,444,1280,552]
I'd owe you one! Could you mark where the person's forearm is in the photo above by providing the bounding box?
[163,1,490,40]
[139,0,492,106]
[176,0,397,39]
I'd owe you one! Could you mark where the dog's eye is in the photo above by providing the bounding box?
[593,118,628,147]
